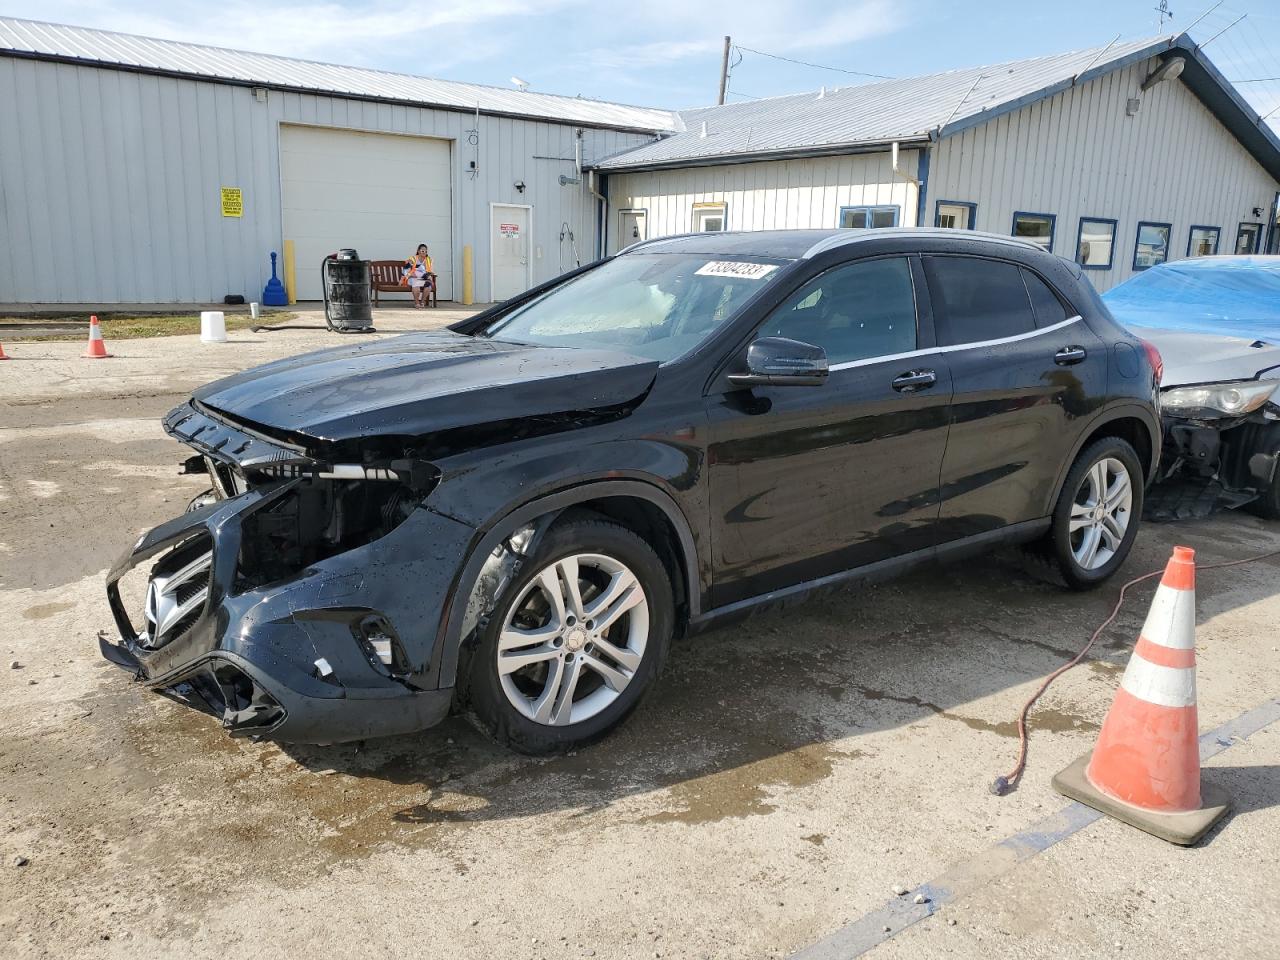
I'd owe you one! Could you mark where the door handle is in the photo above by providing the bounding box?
[1055,346,1088,365]
[891,369,937,392]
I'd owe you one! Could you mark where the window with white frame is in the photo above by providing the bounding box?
[839,205,899,229]
[692,203,727,232]
[935,201,976,230]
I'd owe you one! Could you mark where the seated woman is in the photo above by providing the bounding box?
[401,244,434,308]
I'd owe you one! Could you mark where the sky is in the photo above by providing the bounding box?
[5,0,1280,126]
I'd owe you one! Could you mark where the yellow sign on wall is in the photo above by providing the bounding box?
[220,186,243,218]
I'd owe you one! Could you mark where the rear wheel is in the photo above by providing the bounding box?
[463,517,673,754]
[1027,437,1144,589]
[1249,474,1280,521]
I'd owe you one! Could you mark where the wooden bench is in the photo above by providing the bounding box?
[369,260,437,307]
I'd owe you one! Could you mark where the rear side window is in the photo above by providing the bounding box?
[925,257,1036,346]
[1021,269,1070,327]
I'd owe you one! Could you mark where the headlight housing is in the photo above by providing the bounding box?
[1161,380,1278,418]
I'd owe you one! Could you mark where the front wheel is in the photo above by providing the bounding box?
[1028,437,1144,589]
[462,517,674,754]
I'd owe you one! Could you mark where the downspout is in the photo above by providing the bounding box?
[890,141,924,226]
[589,169,609,260]
[576,129,608,260]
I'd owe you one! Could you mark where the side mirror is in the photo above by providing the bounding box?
[727,337,829,387]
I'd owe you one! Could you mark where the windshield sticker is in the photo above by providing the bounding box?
[695,261,779,280]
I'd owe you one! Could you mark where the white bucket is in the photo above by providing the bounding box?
[200,311,227,343]
[250,302,261,320]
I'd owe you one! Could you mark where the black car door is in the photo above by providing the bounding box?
[922,255,1109,542]
[704,255,954,609]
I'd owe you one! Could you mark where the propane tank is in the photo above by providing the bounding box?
[321,249,375,333]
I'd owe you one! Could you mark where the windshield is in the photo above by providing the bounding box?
[1103,259,1280,340]
[480,253,788,361]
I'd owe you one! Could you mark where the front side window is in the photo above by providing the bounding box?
[1077,217,1116,270]
[1235,222,1261,255]
[693,203,727,232]
[935,201,976,230]
[1187,226,1220,257]
[759,257,917,365]
[839,205,900,229]
[925,256,1037,346]
[1134,221,1172,270]
[482,252,785,362]
[1012,212,1055,251]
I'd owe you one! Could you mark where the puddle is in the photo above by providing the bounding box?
[22,601,75,619]
[639,743,857,825]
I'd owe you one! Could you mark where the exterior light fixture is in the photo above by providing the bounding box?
[1141,56,1185,91]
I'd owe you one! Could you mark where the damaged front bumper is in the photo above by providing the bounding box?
[101,405,478,743]
[1152,411,1280,517]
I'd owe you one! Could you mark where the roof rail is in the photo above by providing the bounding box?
[802,227,1042,259]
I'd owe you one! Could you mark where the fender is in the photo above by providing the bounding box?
[430,478,702,689]
[1043,401,1162,516]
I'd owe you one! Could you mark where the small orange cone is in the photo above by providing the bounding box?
[0,341,8,360]
[83,314,112,359]
[1053,546,1230,844]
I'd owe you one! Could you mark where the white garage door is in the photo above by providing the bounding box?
[280,124,453,301]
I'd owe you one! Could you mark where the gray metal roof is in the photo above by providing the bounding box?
[0,16,680,133]
[594,34,1280,174]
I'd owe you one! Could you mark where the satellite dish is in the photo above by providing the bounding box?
[511,76,530,92]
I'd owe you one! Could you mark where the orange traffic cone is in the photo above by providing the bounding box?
[0,341,8,360]
[1053,546,1230,844]
[83,314,112,359]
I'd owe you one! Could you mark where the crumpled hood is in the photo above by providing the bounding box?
[192,331,659,442]
[1129,325,1280,387]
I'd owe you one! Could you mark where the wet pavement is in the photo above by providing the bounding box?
[1,316,1277,959]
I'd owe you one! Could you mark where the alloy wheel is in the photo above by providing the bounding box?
[496,553,649,726]
[1069,457,1133,571]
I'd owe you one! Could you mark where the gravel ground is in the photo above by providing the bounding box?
[1,309,1277,959]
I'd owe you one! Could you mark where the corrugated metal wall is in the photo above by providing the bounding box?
[603,150,921,253]
[0,56,654,303]
[926,57,1280,291]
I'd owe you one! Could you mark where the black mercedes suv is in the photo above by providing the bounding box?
[102,228,1161,753]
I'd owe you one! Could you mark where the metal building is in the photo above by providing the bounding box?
[596,35,1280,291]
[0,17,675,304]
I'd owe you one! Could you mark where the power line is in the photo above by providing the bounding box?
[733,44,895,81]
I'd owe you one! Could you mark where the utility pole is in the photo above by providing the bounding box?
[717,36,731,105]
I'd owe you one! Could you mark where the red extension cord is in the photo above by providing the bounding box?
[990,545,1280,796]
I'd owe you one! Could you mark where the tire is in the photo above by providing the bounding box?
[1026,436,1144,590]
[462,517,674,754]
[1248,474,1280,521]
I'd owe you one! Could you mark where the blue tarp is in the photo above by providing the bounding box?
[1102,256,1280,340]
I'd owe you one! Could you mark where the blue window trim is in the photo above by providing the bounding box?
[1234,221,1262,254]
[1075,216,1118,271]
[1011,211,1056,252]
[1133,220,1173,271]
[1186,224,1221,257]
[934,200,977,230]
[839,204,900,228]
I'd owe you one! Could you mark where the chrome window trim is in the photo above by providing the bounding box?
[826,315,1082,372]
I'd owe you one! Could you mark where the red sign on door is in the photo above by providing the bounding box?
[499,222,521,237]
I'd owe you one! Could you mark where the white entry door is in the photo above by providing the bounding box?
[491,204,531,302]
[619,209,647,250]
